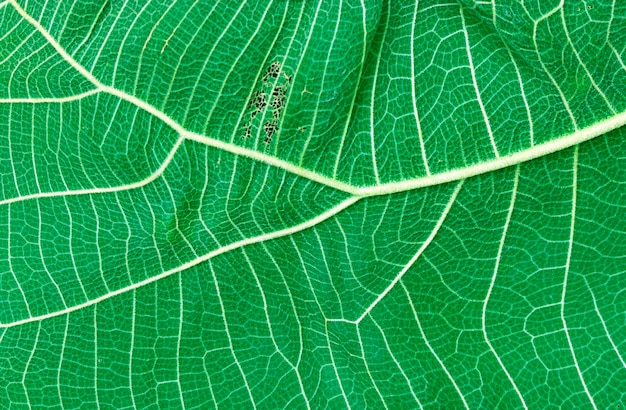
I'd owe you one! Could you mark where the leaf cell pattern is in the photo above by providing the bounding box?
[241,62,291,145]
[1,0,626,409]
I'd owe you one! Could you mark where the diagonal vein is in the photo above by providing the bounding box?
[0,196,360,328]
[7,0,626,200]
[482,165,528,410]
[561,146,597,409]
[354,180,464,324]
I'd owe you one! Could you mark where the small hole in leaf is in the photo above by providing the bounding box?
[263,62,282,83]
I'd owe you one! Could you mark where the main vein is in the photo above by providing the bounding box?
[8,0,626,203]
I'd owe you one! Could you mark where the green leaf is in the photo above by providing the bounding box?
[2,0,626,408]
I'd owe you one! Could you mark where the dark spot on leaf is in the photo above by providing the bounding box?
[263,62,281,83]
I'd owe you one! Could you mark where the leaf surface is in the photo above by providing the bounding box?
[1,0,626,408]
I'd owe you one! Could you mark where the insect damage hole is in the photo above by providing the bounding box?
[263,120,277,144]
[271,85,285,109]
[250,90,267,110]
[241,124,251,139]
[250,90,268,119]
[241,61,292,145]
[263,61,292,84]
[263,62,282,84]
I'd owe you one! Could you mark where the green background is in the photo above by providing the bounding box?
[1,0,626,408]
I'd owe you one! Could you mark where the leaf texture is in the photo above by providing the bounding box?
[1,0,626,408]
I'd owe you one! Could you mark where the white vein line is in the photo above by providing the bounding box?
[113,1,152,86]
[7,96,623,204]
[9,0,357,196]
[241,248,311,408]
[582,277,626,368]
[36,0,60,29]
[288,236,326,317]
[9,36,45,99]
[0,137,183,206]
[176,1,242,124]
[51,0,71,39]
[299,1,342,166]
[202,0,280,136]
[336,219,375,295]
[36,199,68,307]
[10,0,626,209]
[201,352,218,410]
[64,197,89,299]
[7,104,21,197]
[11,0,626,201]
[368,1,389,185]
[21,322,40,410]
[333,0,368,179]
[410,0,431,175]
[0,26,34,67]
[0,6,19,45]
[0,196,360,328]
[54,102,70,191]
[0,88,100,104]
[560,8,616,114]
[482,165,527,410]
[401,281,469,409]
[57,315,69,409]
[198,147,221,248]
[370,317,423,409]
[460,7,499,158]
[223,155,246,240]
[606,0,616,45]
[491,8,535,146]
[533,0,578,129]
[325,321,352,409]
[87,197,109,295]
[94,304,100,410]
[314,227,344,317]
[163,176,198,257]
[10,0,354,192]
[606,0,626,73]
[7,204,32,316]
[30,105,41,194]
[87,0,125,75]
[273,0,319,152]
[326,191,456,325]
[241,247,295,369]
[25,44,61,101]
[128,292,137,409]
[353,110,626,196]
[354,181,463,324]
[261,244,311,410]
[209,262,257,409]
[96,98,127,185]
[115,191,133,286]
[71,0,108,55]
[139,187,165,276]
[561,145,597,410]
[607,41,626,72]
[356,325,388,409]
[160,0,199,54]
[76,98,98,188]
[193,129,362,192]
[135,1,178,93]
[177,275,186,409]
[249,164,272,234]
[508,48,534,146]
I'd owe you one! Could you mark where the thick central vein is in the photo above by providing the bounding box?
[8,0,626,203]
